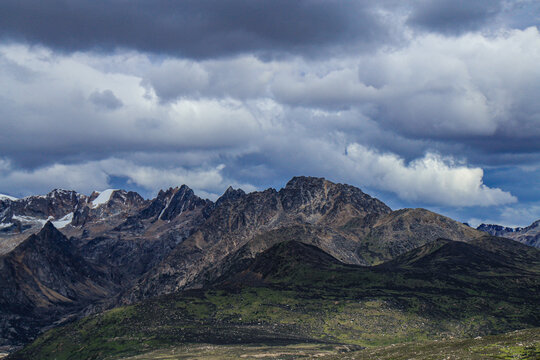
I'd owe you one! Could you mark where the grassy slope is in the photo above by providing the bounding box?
[11,239,540,360]
[120,327,540,359]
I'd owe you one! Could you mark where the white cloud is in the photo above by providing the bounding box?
[0,157,254,200]
[0,45,262,161]
[0,158,110,196]
[468,203,540,228]
[0,28,535,209]
[136,27,540,143]
[345,144,516,206]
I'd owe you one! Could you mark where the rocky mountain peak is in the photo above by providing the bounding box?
[105,190,144,207]
[474,220,540,248]
[215,186,246,207]
[284,176,329,189]
[137,185,210,222]
[278,176,391,224]
[15,220,71,256]
[1,190,85,229]
[477,223,519,237]
[40,220,58,233]
[47,188,79,198]
[159,185,206,221]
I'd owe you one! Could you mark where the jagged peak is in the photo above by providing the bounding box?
[158,187,176,197]
[177,184,195,197]
[282,176,368,197]
[212,187,246,210]
[15,220,71,249]
[219,186,246,200]
[48,188,75,195]
[21,189,81,200]
[157,185,194,199]
[41,220,58,232]
[284,176,328,189]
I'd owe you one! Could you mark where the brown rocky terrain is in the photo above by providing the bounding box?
[0,222,117,347]
[127,177,484,302]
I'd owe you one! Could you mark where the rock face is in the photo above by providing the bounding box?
[477,220,540,248]
[0,189,148,254]
[365,208,483,261]
[127,177,482,302]
[477,224,521,237]
[2,189,84,221]
[0,190,87,253]
[0,222,116,347]
[511,220,540,248]
[72,189,145,227]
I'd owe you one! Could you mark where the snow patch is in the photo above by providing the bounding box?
[91,189,117,208]
[52,212,73,229]
[0,194,18,201]
[0,222,13,229]
[158,194,175,221]
[12,215,50,226]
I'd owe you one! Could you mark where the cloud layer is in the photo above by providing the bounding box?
[0,1,538,226]
[0,0,394,58]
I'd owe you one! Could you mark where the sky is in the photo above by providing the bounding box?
[0,0,539,228]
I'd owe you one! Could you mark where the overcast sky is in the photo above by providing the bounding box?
[1,0,539,227]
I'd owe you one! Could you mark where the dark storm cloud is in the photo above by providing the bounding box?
[408,0,503,34]
[0,0,391,58]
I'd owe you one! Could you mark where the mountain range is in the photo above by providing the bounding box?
[0,176,539,358]
[477,221,540,247]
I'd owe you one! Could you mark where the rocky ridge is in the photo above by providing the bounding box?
[0,222,117,347]
[0,189,146,254]
[0,176,523,352]
[477,220,540,248]
[126,176,482,301]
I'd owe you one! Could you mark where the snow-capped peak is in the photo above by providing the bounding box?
[91,189,117,208]
[0,194,18,201]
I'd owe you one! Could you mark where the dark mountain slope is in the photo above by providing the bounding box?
[13,235,540,360]
[400,233,540,276]
[361,208,482,262]
[71,185,213,292]
[126,177,394,300]
[0,222,117,348]
[127,177,484,302]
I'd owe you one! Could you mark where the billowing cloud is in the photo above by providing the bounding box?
[0,157,255,200]
[0,45,261,167]
[141,28,540,157]
[0,2,537,221]
[468,204,540,229]
[0,158,110,196]
[346,144,516,206]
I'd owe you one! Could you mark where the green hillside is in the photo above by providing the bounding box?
[10,238,540,360]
